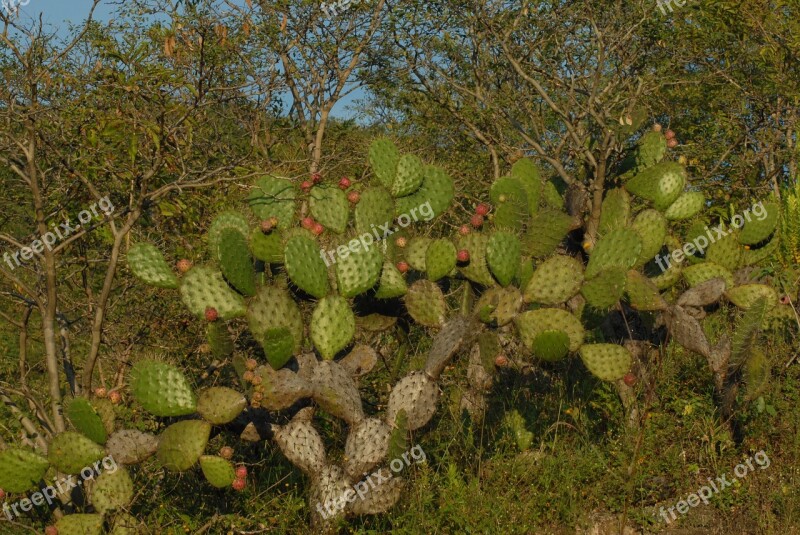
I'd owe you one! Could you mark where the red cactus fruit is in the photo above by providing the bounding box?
[475,203,490,216]
[494,354,509,367]
[457,249,470,262]
[665,129,676,140]
[623,373,636,387]
[232,478,246,491]
[250,375,263,386]
[458,225,471,236]
[312,223,325,236]
[338,177,351,189]
[205,307,219,322]
[242,371,255,383]
[245,358,258,371]
[45,526,58,535]
[301,217,315,230]
[395,237,408,248]
[396,261,409,274]
[176,259,192,273]
[235,466,248,479]
[219,446,234,460]
[109,391,122,405]
[311,172,322,184]
[347,190,361,204]
[470,214,484,228]
[301,180,313,192]
[94,387,107,399]
[667,138,679,148]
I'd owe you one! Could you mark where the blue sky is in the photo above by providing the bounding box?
[14,0,363,119]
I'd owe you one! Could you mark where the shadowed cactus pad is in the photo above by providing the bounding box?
[386,371,439,431]
[180,266,246,319]
[739,202,779,244]
[529,330,571,362]
[217,228,255,297]
[625,270,668,311]
[524,255,584,305]
[284,235,330,298]
[349,469,405,515]
[157,420,211,472]
[250,227,283,263]
[106,430,158,465]
[0,448,50,492]
[375,261,408,299]
[248,175,297,226]
[336,244,383,297]
[631,209,667,267]
[256,366,314,410]
[65,397,107,445]
[580,344,632,381]
[487,231,522,287]
[130,360,196,417]
[515,308,584,353]
[476,286,522,326]
[425,315,471,379]
[310,186,349,234]
[344,418,391,480]
[310,361,364,424]
[581,267,627,309]
[585,228,642,279]
[55,514,104,535]
[92,467,134,514]
[199,455,237,488]
[311,296,356,359]
[405,280,446,327]
[48,432,105,475]
[127,243,178,289]
[263,327,296,369]
[426,238,457,281]
[197,387,247,425]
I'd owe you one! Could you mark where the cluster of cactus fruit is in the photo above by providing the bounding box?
[1,126,796,533]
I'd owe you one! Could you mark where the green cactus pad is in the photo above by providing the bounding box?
[581,267,627,309]
[515,308,584,353]
[524,255,584,305]
[599,188,631,235]
[742,237,779,266]
[635,131,668,169]
[65,397,107,445]
[197,387,247,425]
[208,211,251,255]
[92,467,134,514]
[511,158,542,215]
[625,270,668,311]
[392,154,425,197]
[705,232,743,271]
[0,448,49,492]
[206,322,234,359]
[585,228,642,279]
[487,231,522,287]
[406,280,446,327]
[664,191,705,221]
[682,262,734,288]
[580,344,632,381]
[738,202,779,244]
[375,261,408,299]
[311,295,356,359]
[250,227,284,264]
[631,209,667,267]
[394,165,454,218]
[523,209,573,257]
[263,327,296,369]
[650,261,683,290]
[369,138,400,188]
[541,180,564,209]
[217,228,256,297]
[493,196,530,233]
[516,257,535,290]
[625,162,687,210]
[404,237,432,271]
[55,514,104,535]
[92,399,116,436]
[157,420,211,472]
[476,286,523,326]
[130,360,196,417]
[503,410,534,451]
[355,187,395,235]
[200,455,237,488]
[456,233,495,286]
[180,266,246,319]
[248,176,297,227]
[526,330,569,362]
[725,284,778,310]
[426,239,457,281]
[48,432,105,475]
[127,243,178,289]
[247,285,304,355]
[490,176,527,205]
[310,186,350,234]
[284,235,330,298]
[335,241,383,297]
